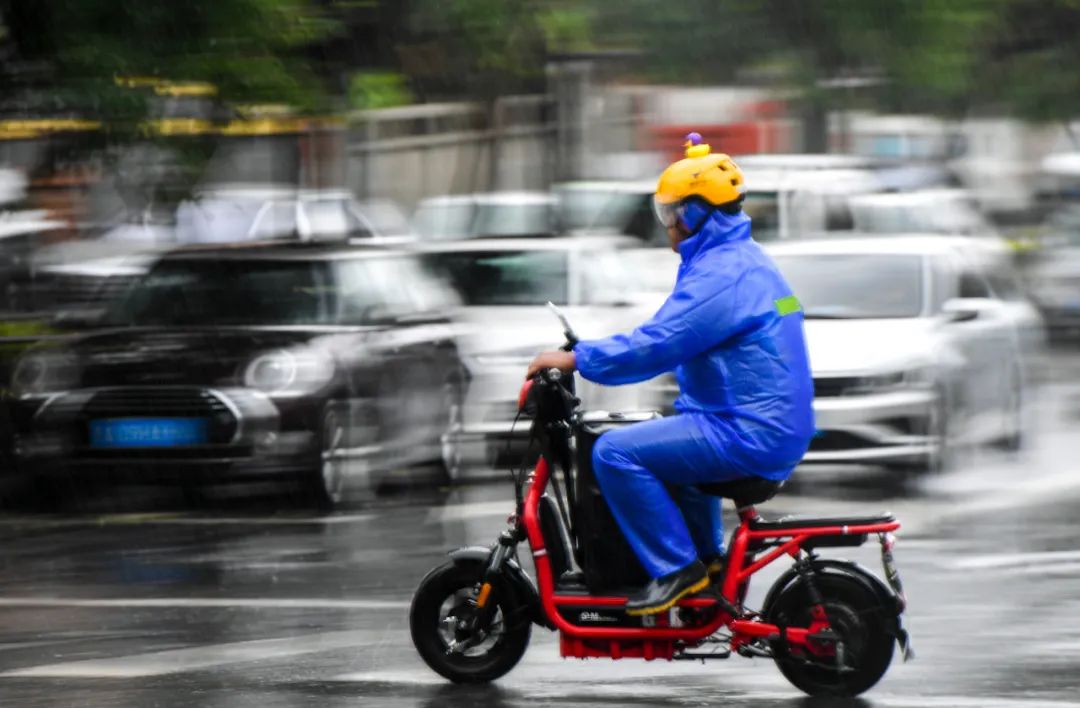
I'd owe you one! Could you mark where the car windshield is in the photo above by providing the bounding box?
[304,200,354,236]
[558,188,637,229]
[772,253,925,318]
[355,199,409,236]
[105,259,334,326]
[471,202,554,238]
[413,202,474,241]
[249,201,299,240]
[558,187,667,245]
[424,250,568,305]
[851,198,984,235]
[743,192,780,241]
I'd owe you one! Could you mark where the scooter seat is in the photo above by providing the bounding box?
[697,478,784,506]
[750,512,895,532]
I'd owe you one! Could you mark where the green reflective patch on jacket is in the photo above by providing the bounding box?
[775,295,801,316]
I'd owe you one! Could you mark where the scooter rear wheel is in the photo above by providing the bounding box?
[766,571,895,697]
[410,561,531,683]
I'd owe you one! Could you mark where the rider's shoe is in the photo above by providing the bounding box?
[625,560,709,616]
[702,553,726,582]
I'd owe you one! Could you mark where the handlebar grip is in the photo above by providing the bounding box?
[533,367,561,384]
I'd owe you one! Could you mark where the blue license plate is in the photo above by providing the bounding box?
[89,418,208,448]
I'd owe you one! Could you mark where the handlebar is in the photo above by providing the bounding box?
[540,367,564,383]
[527,365,578,421]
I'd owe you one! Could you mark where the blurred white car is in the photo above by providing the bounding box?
[554,180,666,245]
[735,154,888,240]
[176,186,405,244]
[415,235,670,478]
[768,235,1040,474]
[412,192,559,241]
[553,180,679,295]
[847,189,998,239]
[1024,206,1080,339]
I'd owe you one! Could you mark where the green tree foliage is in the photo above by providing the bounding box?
[0,0,337,125]
[582,0,1080,121]
[976,0,1080,121]
[4,0,1080,125]
[404,0,548,98]
[347,71,413,110]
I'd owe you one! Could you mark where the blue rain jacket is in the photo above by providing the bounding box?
[574,209,815,480]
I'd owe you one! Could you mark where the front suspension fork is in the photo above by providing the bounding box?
[472,530,519,624]
[447,531,519,656]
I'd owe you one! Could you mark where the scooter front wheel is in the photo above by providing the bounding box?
[410,561,531,683]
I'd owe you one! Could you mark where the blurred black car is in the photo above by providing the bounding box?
[8,242,467,507]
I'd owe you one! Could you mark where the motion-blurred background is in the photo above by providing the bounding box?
[6,4,1080,705]
[0,0,1079,508]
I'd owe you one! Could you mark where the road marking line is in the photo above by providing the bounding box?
[0,629,385,678]
[124,513,377,526]
[0,513,376,528]
[425,500,511,523]
[0,639,99,652]
[0,597,408,610]
[951,549,1080,570]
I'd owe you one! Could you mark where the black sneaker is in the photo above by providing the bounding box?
[702,553,726,582]
[625,560,710,616]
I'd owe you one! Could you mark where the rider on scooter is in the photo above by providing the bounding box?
[526,133,815,616]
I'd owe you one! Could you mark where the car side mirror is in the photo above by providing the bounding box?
[941,297,995,323]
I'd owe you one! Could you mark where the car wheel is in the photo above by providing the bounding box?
[924,397,951,474]
[440,380,465,482]
[993,369,1024,452]
[307,405,374,510]
[378,366,442,469]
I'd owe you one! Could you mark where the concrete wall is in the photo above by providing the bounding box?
[346,97,558,211]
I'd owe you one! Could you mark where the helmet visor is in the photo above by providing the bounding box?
[652,196,682,229]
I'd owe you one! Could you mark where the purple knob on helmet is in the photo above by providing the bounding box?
[684,132,703,146]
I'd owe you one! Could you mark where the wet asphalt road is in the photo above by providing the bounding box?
[1,356,1080,707]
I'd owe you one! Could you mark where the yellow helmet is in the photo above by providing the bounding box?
[652,133,745,229]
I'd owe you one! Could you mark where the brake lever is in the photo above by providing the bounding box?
[546,302,579,351]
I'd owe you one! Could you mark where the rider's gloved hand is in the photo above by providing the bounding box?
[526,351,576,379]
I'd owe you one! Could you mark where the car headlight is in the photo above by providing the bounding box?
[243,348,335,397]
[846,366,934,395]
[11,351,80,398]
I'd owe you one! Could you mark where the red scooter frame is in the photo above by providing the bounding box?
[521,456,902,659]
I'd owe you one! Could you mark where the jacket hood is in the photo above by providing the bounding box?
[677,209,751,263]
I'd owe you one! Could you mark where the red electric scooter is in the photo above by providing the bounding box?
[411,306,912,697]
